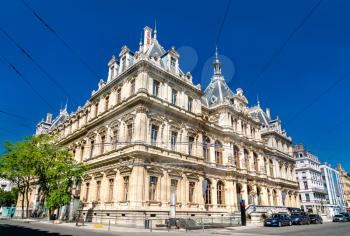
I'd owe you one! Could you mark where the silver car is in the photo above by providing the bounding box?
[333,214,347,222]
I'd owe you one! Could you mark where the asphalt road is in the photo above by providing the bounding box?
[1,219,350,236]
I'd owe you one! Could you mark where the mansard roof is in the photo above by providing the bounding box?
[202,77,234,107]
[145,38,166,58]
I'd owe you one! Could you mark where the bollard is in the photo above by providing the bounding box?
[201,218,204,232]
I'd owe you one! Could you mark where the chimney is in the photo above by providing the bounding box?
[266,108,271,119]
[143,26,152,47]
[46,113,52,123]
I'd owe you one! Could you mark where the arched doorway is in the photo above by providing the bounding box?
[273,189,278,206]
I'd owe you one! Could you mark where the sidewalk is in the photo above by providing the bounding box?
[5,218,262,234]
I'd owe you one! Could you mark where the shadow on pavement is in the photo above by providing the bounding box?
[0,224,72,236]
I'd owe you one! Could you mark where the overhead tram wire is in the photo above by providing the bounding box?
[0,51,55,110]
[0,27,78,105]
[20,0,100,80]
[0,109,36,123]
[248,0,324,89]
[286,70,350,125]
[215,0,232,46]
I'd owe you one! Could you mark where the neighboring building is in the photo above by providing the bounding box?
[0,178,13,192]
[338,163,350,208]
[18,26,299,223]
[292,144,326,213]
[320,163,345,216]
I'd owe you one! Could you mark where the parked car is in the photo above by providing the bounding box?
[333,214,347,222]
[340,212,350,221]
[264,213,292,227]
[309,214,323,224]
[290,213,310,225]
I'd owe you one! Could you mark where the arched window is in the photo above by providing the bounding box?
[203,136,210,162]
[253,153,259,172]
[217,181,225,205]
[215,140,223,164]
[269,159,274,177]
[233,145,240,168]
[244,149,249,170]
[203,179,211,205]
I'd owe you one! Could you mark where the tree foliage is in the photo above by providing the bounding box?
[0,188,18,207]
[0,134,88,218]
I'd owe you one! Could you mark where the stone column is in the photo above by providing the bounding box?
[226,180,236,212]
[232,181,238,211]
[209,139,215,163]
[211,179,217,208]
[242,182,248,204]
[160,171,168,205]
[128,159,146,208]
[253,185,258,205]
[134,106,148,143]
[197,177,204,207]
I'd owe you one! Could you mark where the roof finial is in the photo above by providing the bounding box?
[213,46,222,76]
[154,19,157,39]
[257,94,260,107]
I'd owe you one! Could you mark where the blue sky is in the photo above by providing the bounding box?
[0,0,349,170]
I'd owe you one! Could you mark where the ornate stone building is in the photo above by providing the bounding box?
[34,26,299,222]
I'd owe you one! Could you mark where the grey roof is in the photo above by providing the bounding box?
[249,105,270,126]
[145,39,166,58]
[202,76,234,107]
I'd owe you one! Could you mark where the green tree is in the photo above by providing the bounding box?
[0,140,37,218]
[0,135,88,219]
[0,188,18,207]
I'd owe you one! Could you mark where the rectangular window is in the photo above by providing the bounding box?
[80,146,84,162]
[305,193,310,202]
[188,136,194,155]
[123,176,129,201]
[130,79,135,95]
[96,181,101,201]
[100,135,105,154]
[188,97,193,112]
[170,57,176,68]
[304,181,308,190]
[171,131,177,151]
[108,179,114,202]
[149,176,158,201]
[105,96,109,111]
[94,103,98,117]
[112,129,118,149]
[90,140,94,158]
[127,124,133,142]
[189,182,195,203]
[151,124,159,145]
[153,80,160,97]
[116,88,121,104]
[171,89,177,105]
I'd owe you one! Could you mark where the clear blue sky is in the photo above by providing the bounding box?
[0,0,349,170]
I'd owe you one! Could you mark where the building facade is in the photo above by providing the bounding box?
[28,26,299,223]
[338,164,350,208]
[0,178,13,192]
[292,144,326,213]
[320,163,345,216]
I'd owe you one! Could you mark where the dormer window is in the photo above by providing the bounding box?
[110,65,114,79]
[121,56,126,71]
[170,57,176,68]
